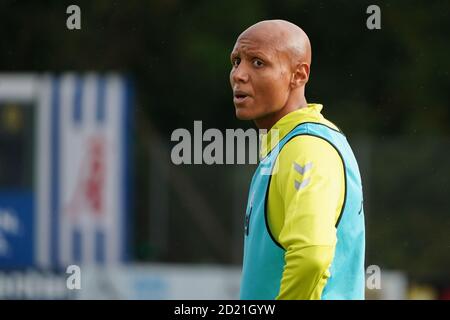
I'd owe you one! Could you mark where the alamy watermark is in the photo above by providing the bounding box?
[366,5,381,30]
[366,264,381,290]
[171,121,280,174]
[66,265,81,290]
[66,5,81,30]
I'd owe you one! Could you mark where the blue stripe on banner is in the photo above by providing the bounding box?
[95,230,105,264]
[96,77,106,123]
[73,76,83,124]
[73,229,82,264]
[121,76,133,262]
[50,76,60,268]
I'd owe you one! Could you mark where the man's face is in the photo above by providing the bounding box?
[229,34,292,121]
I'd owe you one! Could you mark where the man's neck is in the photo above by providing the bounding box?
[254,96,308,130]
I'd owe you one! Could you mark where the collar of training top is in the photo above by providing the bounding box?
[259,103,324,158]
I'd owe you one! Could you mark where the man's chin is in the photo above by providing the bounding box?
[235,108,255,120]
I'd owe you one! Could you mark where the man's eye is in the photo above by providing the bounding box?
[253,59,264,67]
[232,58,241,67]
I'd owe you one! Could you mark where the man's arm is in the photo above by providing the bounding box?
[268,135,345,299]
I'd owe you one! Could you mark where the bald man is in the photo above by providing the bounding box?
[230,20,365,300]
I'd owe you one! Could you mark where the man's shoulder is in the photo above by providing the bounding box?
[274,133,343,179]
[286,104,342,133]
[319,118,341,132]
[299,118,342,133]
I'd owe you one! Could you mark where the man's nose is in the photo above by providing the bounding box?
[231,64,249,83]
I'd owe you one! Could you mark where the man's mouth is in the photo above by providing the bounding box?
[233,91,250,104]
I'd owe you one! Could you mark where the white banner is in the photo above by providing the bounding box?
[33,73,132,269]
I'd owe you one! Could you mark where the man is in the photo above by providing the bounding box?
[230,19,365,300]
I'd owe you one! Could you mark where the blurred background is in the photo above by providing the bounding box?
[0,0,449,299]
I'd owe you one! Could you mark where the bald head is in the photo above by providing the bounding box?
[238,19,311,67]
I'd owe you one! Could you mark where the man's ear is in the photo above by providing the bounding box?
[290,62,310,88]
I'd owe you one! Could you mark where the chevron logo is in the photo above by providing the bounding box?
[293,161,313,191]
